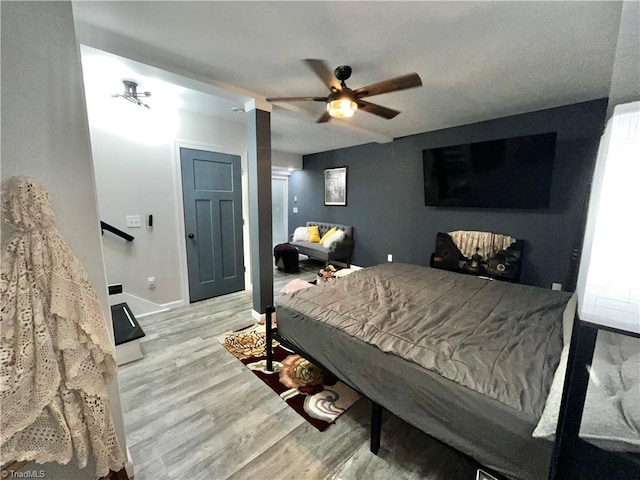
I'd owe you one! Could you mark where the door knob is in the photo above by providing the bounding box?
[188,233,195,239]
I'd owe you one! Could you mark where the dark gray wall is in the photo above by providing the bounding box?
[288,99,608,289]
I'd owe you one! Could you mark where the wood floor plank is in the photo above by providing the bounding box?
[129,455,168,480]
[168,399,304,480]
[226,397,372,480]
[119,260,480,480]
[333,415,478,480]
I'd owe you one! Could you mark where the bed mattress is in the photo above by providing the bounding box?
[276,263,573,480]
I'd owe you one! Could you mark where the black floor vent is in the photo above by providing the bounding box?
[111,302,145,346]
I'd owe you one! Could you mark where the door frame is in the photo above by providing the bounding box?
[173,141,250,305]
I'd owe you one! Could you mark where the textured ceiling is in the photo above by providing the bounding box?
[72,1,622,154]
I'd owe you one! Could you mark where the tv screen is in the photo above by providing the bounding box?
[423,132,557,209]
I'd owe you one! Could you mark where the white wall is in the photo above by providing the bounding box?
[607,1,640,116]
[85,55,302,307]
[272,149,303,170]
[87,99,248,306]
[1,1,128,477]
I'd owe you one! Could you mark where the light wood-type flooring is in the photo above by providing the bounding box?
[117,258,480,480]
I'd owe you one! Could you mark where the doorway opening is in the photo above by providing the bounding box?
[272,176,288,247]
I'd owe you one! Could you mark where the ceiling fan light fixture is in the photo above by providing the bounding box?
[327,97,358,118]
[267,60,422,123]
[113,80,151,109]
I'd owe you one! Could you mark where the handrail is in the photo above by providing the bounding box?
[100,221,134,242]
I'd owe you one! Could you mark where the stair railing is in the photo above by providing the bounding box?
[100,221,134,242]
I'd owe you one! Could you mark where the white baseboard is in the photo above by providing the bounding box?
[109,292,183,319]
[159,299,185,310]
[125,446,135,479]
[136,299,185,318]
[251,309,276,324]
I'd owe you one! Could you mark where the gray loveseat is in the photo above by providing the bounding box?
[290,221,354,266]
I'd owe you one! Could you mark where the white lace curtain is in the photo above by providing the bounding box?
[0,177,124,477]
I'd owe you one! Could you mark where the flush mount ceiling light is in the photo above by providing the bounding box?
[112,80,151,109]
[267,60,422,123]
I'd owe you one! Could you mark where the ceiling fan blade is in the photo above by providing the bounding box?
[304,59,340,90]
[266,96,327,103]
[316,111,332,123]
[358,100,401,119]
[354,72,422,98]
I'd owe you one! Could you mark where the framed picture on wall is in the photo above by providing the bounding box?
[324,167,348,206]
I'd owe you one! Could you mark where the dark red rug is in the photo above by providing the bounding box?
[218,323,360,431]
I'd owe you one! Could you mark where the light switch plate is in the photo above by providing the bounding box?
[293,207,298,213]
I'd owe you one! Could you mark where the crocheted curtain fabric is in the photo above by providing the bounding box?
[0,177,124,478]
[448,230,516,261]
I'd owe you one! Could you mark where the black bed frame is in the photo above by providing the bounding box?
[265,305,385,455]
[264,305,510,478]
[549,316,640,480]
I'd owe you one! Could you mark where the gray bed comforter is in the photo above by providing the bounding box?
[277,263,572,418]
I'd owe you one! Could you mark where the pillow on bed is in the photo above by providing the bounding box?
[292,226,309,242]
[322,229,345,249]
[307,225,321,243]
[533,329,640,453]
[319,227,338,244]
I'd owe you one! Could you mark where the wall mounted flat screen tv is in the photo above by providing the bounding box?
[423,132,557,209]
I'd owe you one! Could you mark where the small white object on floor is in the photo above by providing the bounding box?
[335,268,356,278]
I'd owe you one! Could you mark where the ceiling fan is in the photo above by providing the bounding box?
[266,59,422,123]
